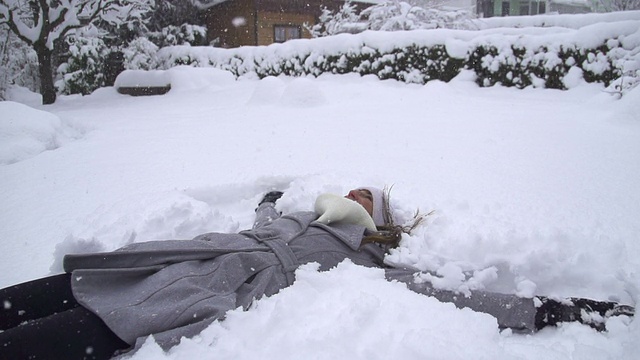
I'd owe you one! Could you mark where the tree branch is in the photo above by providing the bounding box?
[0,3,34,45]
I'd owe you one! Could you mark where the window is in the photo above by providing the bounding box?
[477,0,494,17]
[529,0,543,15]
[502,1,510,16]
[274,25,301,43]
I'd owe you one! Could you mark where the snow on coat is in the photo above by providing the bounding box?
[63,205,387,349]
[63,203,539,354]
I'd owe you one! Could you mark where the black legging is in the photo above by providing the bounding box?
[0,273,130,359]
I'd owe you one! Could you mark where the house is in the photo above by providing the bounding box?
[476,0,592,17]
[200,0,596,48]
[547,0,593,14]
[201,0,368,48]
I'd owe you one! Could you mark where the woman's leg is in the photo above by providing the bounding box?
[0,273,78,330]
[0,305,130,359]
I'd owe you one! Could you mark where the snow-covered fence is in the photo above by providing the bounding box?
[153,19,640,90]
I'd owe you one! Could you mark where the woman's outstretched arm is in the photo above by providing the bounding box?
[253,191,283,229]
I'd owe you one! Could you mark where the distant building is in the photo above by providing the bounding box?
[476,0,592,17]
[548,0,593,14]
[200,0,596,48]
[200,0,375,48]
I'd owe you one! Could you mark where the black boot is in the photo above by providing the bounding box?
[535,296,635,332]
[257,191,283,207]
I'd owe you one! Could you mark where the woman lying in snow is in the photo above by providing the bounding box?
[0,187,635,359]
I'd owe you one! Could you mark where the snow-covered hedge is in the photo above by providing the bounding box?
[468,42,621,88]
[152,19,640,90]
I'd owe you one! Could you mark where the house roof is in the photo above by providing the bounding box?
[197,0,383,10]
[197,0,231,9]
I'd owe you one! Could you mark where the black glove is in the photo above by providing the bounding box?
[258,191,284,207]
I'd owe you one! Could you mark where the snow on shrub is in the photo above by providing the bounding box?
[148,24,207,47]
[0,28,39,100]
[150,18,639,93]
[123,37,159,70]
[56,35,109,95]
[158,30,637,89]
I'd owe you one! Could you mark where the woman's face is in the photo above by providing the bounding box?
[345,189,374,216]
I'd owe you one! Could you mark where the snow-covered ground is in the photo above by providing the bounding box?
[2,13,640,358]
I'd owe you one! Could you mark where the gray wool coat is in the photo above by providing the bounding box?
[63,204,388,349]
[63,203,538,352]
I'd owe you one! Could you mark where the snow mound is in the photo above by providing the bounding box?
[129,261,504,360]
[563,67,586,89]
[0,101,76,165]
[114,67,237,93]
[247,76,286,105]
[280,77,326,107]
[5,85,42,107]
[114,70,170,88]
[248,76,327,107]
[61,190,239,253]
[166,66,236,91]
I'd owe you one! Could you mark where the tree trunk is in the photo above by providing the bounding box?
[35,42,57,104]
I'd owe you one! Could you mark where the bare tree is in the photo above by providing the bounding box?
[596,0,640,11]
[0,0,152,104]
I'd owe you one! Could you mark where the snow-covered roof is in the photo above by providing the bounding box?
[550,0,591,6]
[198,0,385,10]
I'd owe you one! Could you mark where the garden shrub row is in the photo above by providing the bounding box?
[155,31,634,90]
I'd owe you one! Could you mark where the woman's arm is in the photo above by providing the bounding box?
[253,191,283,229]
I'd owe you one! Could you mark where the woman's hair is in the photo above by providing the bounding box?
[361,186,432,250]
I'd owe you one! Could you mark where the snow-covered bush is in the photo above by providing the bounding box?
[605,65,640,97]
[0,27,40,100]
[99,11,640,94]
[306,1,364,37]
[156,32,629,91]
[148,24,207,47]
[468,42,623,89]
[271,44,464,83]
[362,0,475,31]
[308,0,475,37]
[55,35,110,95]
[123,37,159,70]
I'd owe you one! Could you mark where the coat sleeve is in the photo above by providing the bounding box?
[384,268,538,333]
[253,203,282,229]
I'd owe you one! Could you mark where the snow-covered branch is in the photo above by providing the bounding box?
[596,0,640,11]
[309,0,475,37]
[1,0,153,104]
[1,0,152,48]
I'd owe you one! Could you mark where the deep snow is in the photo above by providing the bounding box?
[2,12,640,360]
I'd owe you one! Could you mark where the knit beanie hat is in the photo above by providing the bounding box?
[359,186,386,227]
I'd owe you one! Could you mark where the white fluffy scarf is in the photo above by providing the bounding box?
[314,193,377,231]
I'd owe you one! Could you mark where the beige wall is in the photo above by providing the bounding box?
[205,1,328,48]
[256,11,315,46]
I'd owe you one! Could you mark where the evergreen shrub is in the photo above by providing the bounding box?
[155,33,630,90]
[56,36,109,95]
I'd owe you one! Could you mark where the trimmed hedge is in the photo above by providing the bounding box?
[467,43,621,89]
[155,30,636,90]
[245,44,465,84]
